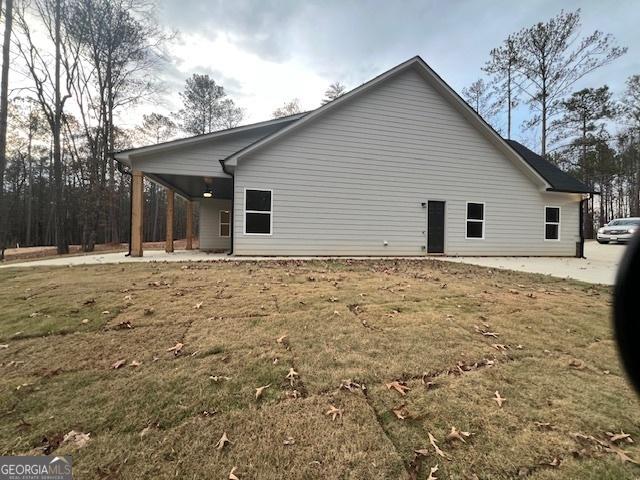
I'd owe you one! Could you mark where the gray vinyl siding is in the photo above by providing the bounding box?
[233,66,581,256]
[198,199,232,251]
[130,129,279,177]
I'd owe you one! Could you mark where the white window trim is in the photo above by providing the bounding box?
[544,206,561,241]
[219,210,230,238]
[243,188,273,236]
[465,201,485,240]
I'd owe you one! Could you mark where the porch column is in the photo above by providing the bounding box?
[131,170,144,257]
[186,201,194,250]
[165,188,174,253]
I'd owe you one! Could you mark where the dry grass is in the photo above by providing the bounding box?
[0,260,637,479]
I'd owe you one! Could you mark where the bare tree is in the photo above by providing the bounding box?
[0,0,12,259]
[272,98,301,118]
[217,98,244,130]
[461,78,495,123]
[14,0,80,254]
[483,35,520,139]
[322,81,346,105]
[513,9,626,156]
[67,0,168,244]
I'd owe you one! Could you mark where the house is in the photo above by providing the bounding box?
[114,56,594,258]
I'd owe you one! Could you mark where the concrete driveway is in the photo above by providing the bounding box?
[1,240,624,285]
[434,240,625,285]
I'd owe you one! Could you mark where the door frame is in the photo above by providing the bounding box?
[425,199,447,255]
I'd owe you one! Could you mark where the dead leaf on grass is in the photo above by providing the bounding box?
[428,432,451,459]
[215,432,231,450]
[608,446,640,464]
[167,342,183,354]
[61,430,91,450]
[446,426,471,443]
[385,380,410,396]
[255,384,271,400]
[392,404,408,420]
[143,307,154,316]
[493,391,506,407]
[607,431,633,444]
[283,436,295,446]
[130,360,141,367]
[325,405,343,421]
[209,375,231,382]
[111,359,126,369]
[286,368,299,386]
[540,457,561,468]
[427,465,439,480]
[194,302,203,309]
[228,466,239,479]
[569,359,586,370]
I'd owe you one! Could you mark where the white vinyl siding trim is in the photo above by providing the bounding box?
[465,202,485,240]
[219,210,230,237]
[233,68,581,256]
[243,188,273,236]
[544,206,561,241]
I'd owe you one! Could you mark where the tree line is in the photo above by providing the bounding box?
[461,9,637,237]
[0,0,349,259]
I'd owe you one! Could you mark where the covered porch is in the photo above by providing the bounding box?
[127,171,232,257]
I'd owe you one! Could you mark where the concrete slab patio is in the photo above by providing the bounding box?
[0,240,625,285]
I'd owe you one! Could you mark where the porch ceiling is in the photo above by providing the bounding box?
[148,173,233,200]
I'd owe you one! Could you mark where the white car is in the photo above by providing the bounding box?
[597,217,640,244]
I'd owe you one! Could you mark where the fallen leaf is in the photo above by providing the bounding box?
[111,359,126,369]
[209,375,231,382]
[446,426,471,443]
[427,464,439,480]
[428,432,450,459]
[215,432,231,450]
[255,384,271,400]
[607,431,633,444]
[286,368,299,386]
[339,379,362,392]
[385,380,410,396]
[569,359,585,370]
[325,405,343,421]
[392,404,408,420]
[101,310,110,315]
[493,391,506,407]
[0,344,8,349]
[283,436,295,446]
[143,308,154,316]
[61,430,91,449]
[540,457,561,467]
[608,446,640,465]
[228,466,239,479]
[130,360,141,367]
[81,319,89,324]
[194,302,203,309]
[167,342,184,354]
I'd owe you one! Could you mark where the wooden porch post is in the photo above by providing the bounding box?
[186,201,194,250]
[165,188,174,253]
[131,170,144,257]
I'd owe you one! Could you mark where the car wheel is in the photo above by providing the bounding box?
[597,240,609,244]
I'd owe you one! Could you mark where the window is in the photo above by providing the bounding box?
[219,210,230,237]
[244,189,272,235]
[466,202,485,239]
[545,206,560,240]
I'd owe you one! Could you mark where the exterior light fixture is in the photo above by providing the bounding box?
[203,190,213,198]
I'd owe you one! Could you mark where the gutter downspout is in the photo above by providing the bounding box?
[578,194,590,259]
[116,158,133,257]
[219,159,234,255]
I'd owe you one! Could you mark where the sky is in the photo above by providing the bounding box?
[12,0,640,144]
[124,1,639,146]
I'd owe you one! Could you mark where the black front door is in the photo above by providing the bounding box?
[427,201,445,254]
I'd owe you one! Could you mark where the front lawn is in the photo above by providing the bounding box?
[0,260,637,479]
